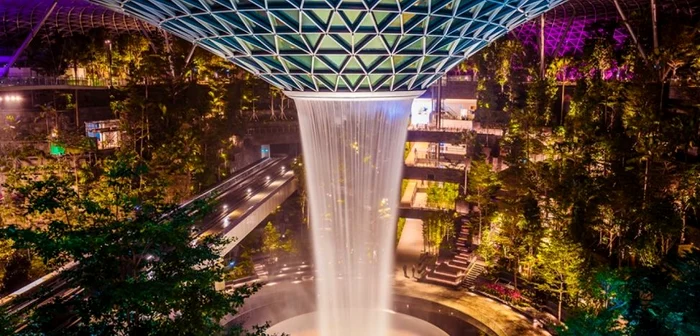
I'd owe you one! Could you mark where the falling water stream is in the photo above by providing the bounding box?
[294,94,416,336]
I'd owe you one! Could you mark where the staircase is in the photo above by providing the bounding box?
[460,261,486,290]
[423,221,475,288]
[425,260,463,286]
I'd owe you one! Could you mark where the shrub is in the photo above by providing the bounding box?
[478,282,522,304]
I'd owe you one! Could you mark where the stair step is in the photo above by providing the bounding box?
[452,260,469,267]
[446,261,469,271]
[425,274,461,286]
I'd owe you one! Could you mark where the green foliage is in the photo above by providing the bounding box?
[291,157,308,225]
[396,217,406,245]
[466,159,500,242]
[477,228,499,269]
[404,142,412,160]
[226,251,255,280]
[0,155,261,335]
[260,222,295,263]
[470,15,700,332]
[626,250,700,336]
[558,269,630,336]
[400,179,409,198]
[422,212,455,255]
[557,309,628,336]
[536,234,585,321]
[426,182,459,209]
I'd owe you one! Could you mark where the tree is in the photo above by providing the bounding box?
[490,210,529,288]
[291,157,308,226]
[670,167,700,244]
[558,269,629,336]
[625,250,700,336]
[537,234,585,322]
[558,309,628,336]
[396,217,406,245]
[260,222,295,263]
[226,251,255,280]
[466,159,500,244]
[426,182,459,209]
[477,228,499,270]
[422,212,455,255]
[241,74,260,120]
[0,154,262,335]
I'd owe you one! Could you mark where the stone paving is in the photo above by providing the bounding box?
[394,219,549,336]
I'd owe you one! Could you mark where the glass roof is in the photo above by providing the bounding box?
[1,0,696,85]
[0,0,147,39]
[86,0,568,92]
[513,0,700,56]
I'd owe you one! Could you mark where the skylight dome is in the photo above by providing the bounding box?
[91,0,566,92]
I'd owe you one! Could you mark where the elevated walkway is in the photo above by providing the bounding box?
[0,77,126,91]
[1,157,298,314]
[245,121,504,146]
[217,172,296,256]
[403,165,464,183]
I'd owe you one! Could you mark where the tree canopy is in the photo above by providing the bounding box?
[0,153,262,335]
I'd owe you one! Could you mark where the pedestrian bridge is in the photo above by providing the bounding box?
[1,157,298,312]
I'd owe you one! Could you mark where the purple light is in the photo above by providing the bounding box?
[513,17,628,57]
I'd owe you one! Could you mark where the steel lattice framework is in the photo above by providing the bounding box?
[91,0,565,92]
[513,0,699,56]
[0,0,148,39]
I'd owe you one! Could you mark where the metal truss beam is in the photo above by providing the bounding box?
[0,1,58,78]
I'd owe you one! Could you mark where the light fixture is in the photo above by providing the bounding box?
[4,95,23,102]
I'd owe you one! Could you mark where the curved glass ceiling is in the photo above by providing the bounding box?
[90,0,566,92]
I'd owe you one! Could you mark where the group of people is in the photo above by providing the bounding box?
[402,264,419,279]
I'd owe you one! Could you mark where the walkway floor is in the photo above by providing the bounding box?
[396,218,424,275]
[413,192,428,207]
[394,220,547,336]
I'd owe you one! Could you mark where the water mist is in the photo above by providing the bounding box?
[287,91,421,336]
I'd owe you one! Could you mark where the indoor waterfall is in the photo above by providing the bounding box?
[291,92,419,336]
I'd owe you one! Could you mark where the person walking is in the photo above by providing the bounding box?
[411,264,416,278]
[403,264,408,278]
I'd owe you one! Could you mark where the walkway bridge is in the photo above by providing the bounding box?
[0,77,121,91]
[0,156,298,318]
[246,121,504,146]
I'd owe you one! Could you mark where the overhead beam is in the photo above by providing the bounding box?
[0,1,58,78]
[552,9,575,57]
[539,14,546,77]
[650,0,658,53]
[137,20,159,53]
[184,43,197,68]
[612,0,647,60]
[177,43,198,80]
